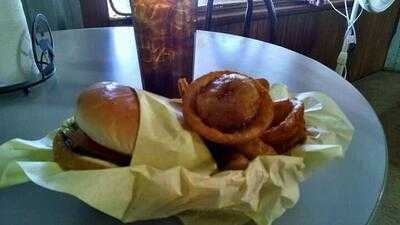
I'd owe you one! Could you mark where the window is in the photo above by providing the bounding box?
[107,0,286,19]
[107,0,336,22]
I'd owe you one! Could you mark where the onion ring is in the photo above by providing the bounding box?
[261,99,306,153]
[256,78,270,90]
[271,99,293,126]
[272,128,307,154]
[178,78,190,97]
[222,152,250,170]
[182,71,274,145]
[233,138,276,160]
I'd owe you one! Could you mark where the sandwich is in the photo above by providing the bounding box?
[53,82,140,170]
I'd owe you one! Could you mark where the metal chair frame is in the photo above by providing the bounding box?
[205,0,277,41]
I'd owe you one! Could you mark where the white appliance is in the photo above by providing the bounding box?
[334,0,396,78]
[0,0,40,89]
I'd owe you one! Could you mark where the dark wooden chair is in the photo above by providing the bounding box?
[205,0,277,42]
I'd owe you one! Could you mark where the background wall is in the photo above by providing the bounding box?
[23,0,400,81]
[197,0,400,81]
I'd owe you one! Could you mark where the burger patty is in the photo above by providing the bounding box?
[61,124,131,166]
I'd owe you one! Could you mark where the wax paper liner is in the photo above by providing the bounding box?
[0,84,354,225]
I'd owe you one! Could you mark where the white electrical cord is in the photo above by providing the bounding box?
[344,0,350,19]
[344,0,357,38]
[327,0,348,18]
[327,0,364,36]
[342,8,363,79]
[327,0,364,79]
[345,8,363,36]
[341,8,363,54]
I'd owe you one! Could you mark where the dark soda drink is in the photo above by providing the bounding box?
[132,0,197,98]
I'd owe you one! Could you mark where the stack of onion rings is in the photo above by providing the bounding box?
[178,71,306,170]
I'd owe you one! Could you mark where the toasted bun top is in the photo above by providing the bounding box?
[75,82,140,155]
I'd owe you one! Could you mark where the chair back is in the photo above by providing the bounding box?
[205,0,277,42]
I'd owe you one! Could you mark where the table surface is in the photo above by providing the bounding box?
[0,27,387,225]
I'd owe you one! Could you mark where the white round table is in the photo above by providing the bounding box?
[0,27,387,225]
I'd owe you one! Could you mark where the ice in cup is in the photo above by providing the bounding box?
[132,0,197,98]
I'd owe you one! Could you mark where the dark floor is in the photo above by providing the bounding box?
[353,71,400,225]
